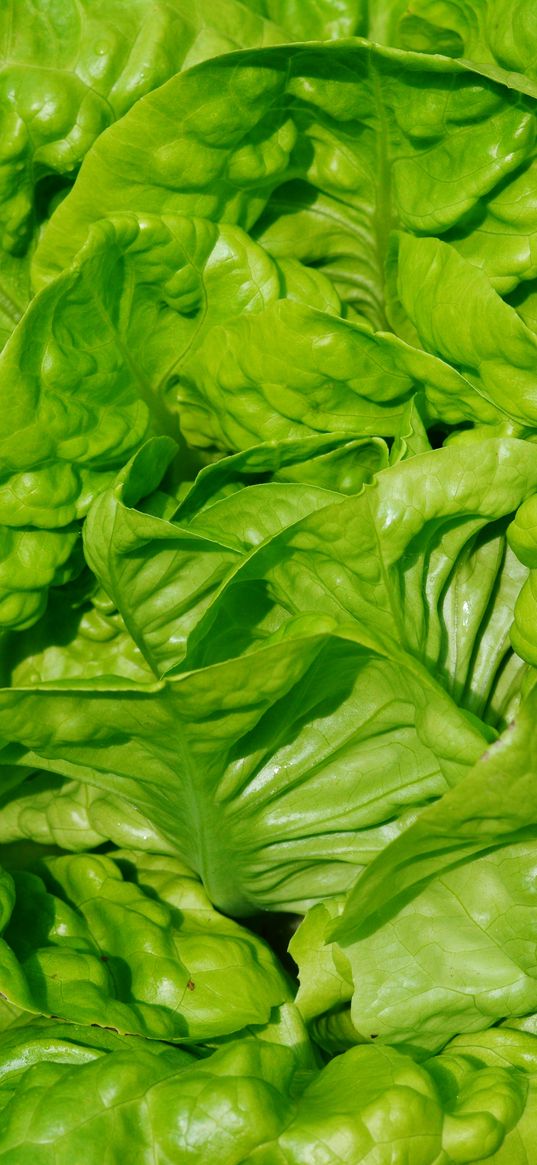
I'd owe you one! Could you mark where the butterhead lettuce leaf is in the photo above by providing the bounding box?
[2,5,537,1160]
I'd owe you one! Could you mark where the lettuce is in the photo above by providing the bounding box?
[3,0,537,1159]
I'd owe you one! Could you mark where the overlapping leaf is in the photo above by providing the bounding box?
[162,437,536,730]
[0,624,488,914]
[288,684,537,1054]
[36,42,535,307]
[0,1017,534,1163]
[0,849,290,1039]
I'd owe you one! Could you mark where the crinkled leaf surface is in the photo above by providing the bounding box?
[0,0,283,257]
[0,1023,296,1165]
[169,438,536,731]
[0,849,290,1039]
[0,209,403,626]
[7,36,537,623]
[507,492,537,664]
[0,581,152,686]
[34,41,537,323]
[0,771,180,855]
[295,689,537,1042]
[0,628,487,915]
[83,434,387,675]
[294,836,537,1055]
[394,0,537,83]
[25,435,534,917]
[0,1016,534,1164]
[393,233,537,426]
[0,0,285,358]
[332,684,537,944]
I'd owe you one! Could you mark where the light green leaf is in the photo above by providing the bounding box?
[83,435,387,675]
[507,493,537,665]
[184,438,536,730]
[0,525,82,631]
[332,685,537,946]
[432,1028,537,1164]
[298,838,537,1055]
[0,770,178,855]
[0,1012,534,1162]
[394,233,537,427]
[173,296,487,451]
[248,0,366,40]
[1,582,153,686]
[252,1033,531,1164]
[0,849,290,1039]
[0,0,284,259]
[34,42,536,316]
[0,1024,296,1165]
[0,250,30,352]
[0,629,487,914]
[176,432,389,520]
[289,895,352,1026]
[396,0,537,84]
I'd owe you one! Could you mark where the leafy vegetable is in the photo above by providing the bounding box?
[0,849,290,1038]
[3,2,537,1159]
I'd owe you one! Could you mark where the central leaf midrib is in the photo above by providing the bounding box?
[369,54,394,333]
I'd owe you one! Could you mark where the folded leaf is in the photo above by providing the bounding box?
[84,435,388,675]
[1,583,152,686]
[0,849,290,1039]
[0,1023,296,1165]
[0,0,287,357]
[394,233,537,426]
[395,0,537,86]
[332,684,537,946]
[0,771,178,855]
[0,1015,535,1163]
[507,492,537,664]
[34,42,536,314]
[247,0,367,40]
[0,629,487,914]
[0,0,283,259]
[181,438,536,730]
[295,836,537,1054]
[254,1028,537,1162]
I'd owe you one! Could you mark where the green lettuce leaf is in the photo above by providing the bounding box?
[0,0,284,315]
[507,492,537,664]
[291,685,537,1053]
[332,684,537,943]
[6,36,537,625]
[0,849,291,1039]
[0,1023,296,1164]
[394,0,537,85]
[0,1014,535,1162]
[0,627,487,915]
[293,836,537,1055]
[173,438,535,731]
[0,208,406,627]
[0,581,152,686]
[34,41,536,320]
[245,0,367,40]
[393,232,537,426]
[431,1028,537,1164]
[0,0,362,370]
[6,435,528,917]
[257,1032,536,1164]
[0,770,180,854]
[83,434,387,675]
